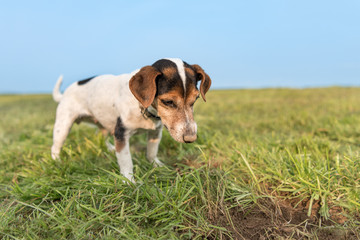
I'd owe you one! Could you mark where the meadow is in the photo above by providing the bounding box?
[1,88,360,239]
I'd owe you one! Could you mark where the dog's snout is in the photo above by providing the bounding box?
[182,121,197,143]
[183,134,197,143]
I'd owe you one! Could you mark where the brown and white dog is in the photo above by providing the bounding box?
[51,58,211,182]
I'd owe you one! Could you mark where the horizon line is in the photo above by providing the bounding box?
[1,85,360,95]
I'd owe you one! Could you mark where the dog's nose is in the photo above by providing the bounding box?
[183,134,197,143]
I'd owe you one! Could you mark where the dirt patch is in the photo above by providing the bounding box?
[208,198,359,240]
[177,161,359,239]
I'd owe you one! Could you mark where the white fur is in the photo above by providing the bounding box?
[171,120,197,143]
[116,138,134,183]
[147,125,164,167]
[53,75,63,102]
[173,122,186,141]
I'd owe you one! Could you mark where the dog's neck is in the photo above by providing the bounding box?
[141,105,160,120]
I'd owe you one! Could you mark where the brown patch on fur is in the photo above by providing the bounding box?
[185,84,200,104]
[158,89,183,101]
[185,67,195,78]
[161,67,177,78]
[157,90,185,125]
[185,67,199,101]
[115,138,125,152]
[75,116,107,133]
[191,64,212,101]
[129,66,161,108]
[75,116,97,124]
[156,89,192,142]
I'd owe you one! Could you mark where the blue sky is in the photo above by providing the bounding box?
[0,0,359,93]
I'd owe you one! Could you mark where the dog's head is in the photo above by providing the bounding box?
[129,58,211,143]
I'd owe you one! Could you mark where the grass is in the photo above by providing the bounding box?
[1,88,360,239]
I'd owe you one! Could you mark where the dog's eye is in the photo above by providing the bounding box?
[161,99,177,108]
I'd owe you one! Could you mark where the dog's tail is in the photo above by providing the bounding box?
[53,75,63,103]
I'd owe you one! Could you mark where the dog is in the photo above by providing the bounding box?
[51,58,211,182]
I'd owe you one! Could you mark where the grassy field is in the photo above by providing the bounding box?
[1,88,360,239]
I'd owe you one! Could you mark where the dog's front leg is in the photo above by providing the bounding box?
[147,124,164,166]
[115,136,134,183]
[114,117,134,183]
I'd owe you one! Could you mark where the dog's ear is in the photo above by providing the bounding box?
[191,64,212,102]
[129,66,161,108]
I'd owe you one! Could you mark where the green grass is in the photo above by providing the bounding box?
[1,88,360,239]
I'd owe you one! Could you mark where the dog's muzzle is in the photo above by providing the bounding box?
[183,133,197,143]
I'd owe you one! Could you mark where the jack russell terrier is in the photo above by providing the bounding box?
[51,58,211,182]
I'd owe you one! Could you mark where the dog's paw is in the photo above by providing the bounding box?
[123,174,135,184]
[51,147,60,160]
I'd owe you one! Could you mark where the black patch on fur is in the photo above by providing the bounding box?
[114,117,125,141]
[152,59,184,96]
[78,76,96,85]
[183,61,191,69]
[152,59,178,71]
[184,61,198,91]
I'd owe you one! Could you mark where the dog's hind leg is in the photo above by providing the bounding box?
[147,124,164,167]
[51,103,78,159]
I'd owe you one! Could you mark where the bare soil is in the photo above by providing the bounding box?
[208,198,359,240]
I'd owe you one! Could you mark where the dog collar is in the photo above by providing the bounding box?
[141,107,161,120]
